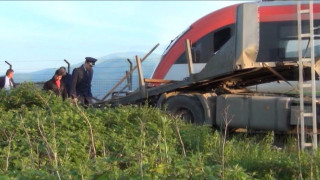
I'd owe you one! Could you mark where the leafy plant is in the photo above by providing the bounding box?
[0,83,319,179]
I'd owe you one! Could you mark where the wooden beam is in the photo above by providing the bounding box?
[184,39,194,75]
[136,55,146,97]
[101,43,159,101]
[144,78,172,84]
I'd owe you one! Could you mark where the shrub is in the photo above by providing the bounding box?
[0,83,319,179]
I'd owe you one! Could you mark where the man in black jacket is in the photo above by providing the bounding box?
[70,57,97,105]
[0,69,16,91]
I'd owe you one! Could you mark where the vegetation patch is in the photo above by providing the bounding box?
[0,83,319,179]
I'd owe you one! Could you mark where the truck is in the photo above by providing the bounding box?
[96,1,320,143]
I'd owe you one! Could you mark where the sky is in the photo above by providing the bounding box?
[0,1,249,74]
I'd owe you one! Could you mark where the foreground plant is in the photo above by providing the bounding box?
[0,83,319,179]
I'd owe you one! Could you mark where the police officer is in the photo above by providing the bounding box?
[70,57,97,105]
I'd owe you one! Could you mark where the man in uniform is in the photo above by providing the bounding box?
[70,57,97,105]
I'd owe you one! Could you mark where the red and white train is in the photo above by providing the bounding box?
[152,1,320,86]
[105,1,320,132]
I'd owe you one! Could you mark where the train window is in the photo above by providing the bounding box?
[257,20,320,62]
[191,27,232,62]
[190,32,214,63]
[162,27,191,57]
[174,25,234,64]
[213,28,231,53]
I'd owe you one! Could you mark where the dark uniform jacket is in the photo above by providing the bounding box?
[43,77,68,100]
[70,65,93,99]
[61,73,72,97]
[0,76,16,89]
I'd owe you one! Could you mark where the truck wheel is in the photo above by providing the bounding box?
[165,95,205,124]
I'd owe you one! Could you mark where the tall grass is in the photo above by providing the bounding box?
[0,83,319,179]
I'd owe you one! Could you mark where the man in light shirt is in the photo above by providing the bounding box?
[0,69,15,91]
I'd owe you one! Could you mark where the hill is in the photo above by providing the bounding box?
[14,52,161,99]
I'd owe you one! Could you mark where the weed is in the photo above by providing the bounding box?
[0,83,319,179]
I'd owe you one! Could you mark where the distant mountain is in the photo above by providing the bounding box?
[14,52,161,99]
[14,51,320,99]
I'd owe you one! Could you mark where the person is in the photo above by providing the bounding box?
[70,57,97,106]
[0,69,16,91]
[59,66,72,97]
[43,69,68,100]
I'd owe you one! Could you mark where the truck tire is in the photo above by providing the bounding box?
[165,95,205,124]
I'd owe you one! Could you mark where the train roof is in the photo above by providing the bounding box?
[152,1,320,79]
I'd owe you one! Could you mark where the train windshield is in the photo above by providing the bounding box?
[162,27,191,57]
[257,20,320,62]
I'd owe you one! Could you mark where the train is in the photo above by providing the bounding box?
[100,1,320,135]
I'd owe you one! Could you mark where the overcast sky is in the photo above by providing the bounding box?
[0,1,249,73]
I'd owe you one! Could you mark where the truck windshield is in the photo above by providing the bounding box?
[257,20,320,62]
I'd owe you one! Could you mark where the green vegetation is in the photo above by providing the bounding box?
[0,83,319,179]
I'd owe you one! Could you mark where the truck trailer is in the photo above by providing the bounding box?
[97,1,320,136]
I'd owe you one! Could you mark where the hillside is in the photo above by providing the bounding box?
[14,52,161,99]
